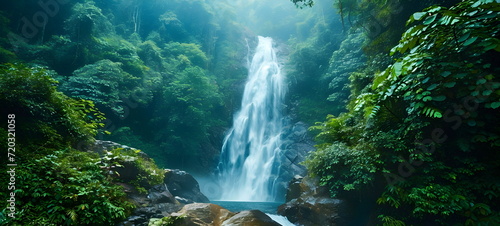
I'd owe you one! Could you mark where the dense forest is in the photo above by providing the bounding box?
[1,0,499,225]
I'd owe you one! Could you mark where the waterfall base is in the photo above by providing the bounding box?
[212,201,294,226]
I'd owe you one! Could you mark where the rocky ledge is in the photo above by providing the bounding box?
[152,203,281,226]
[93,140,283,226]
[277,175,353,226]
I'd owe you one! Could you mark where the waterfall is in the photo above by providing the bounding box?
[218,36,285,201]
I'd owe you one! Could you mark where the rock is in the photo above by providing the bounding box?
[148,184,177,204]
[93,140,155,189]
[175,196,194,204]
[93,140,149,159]
[156,203,183,215]
[119,214,149,226]
[221,210,281,226]
[172,203,235,226]
[274,121,315,201]
[278,197,345,225]
[164,169,210,203]
[278,176,352,226]
[285,175,303,201]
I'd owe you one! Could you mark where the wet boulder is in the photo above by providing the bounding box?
[148,184,177,204]
[278,176,352,226]
[164,169,210,203]
[221,210,281,226]
[171,203,234,226]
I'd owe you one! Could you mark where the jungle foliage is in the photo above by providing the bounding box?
[0,64,142,225]
[0,0,254,170]
[1,0,499,225]
[0,0,250,224]
[300,0,500,224]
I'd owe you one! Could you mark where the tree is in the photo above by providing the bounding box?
[0,63,103,153]
[306,0,500,224]
[60,59,139,117]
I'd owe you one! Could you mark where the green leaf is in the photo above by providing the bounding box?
[415,102,425,108]
[491,102,500,109]
[424,14,437,25]
[463,36,478,46]
[444,82,456,88]
[440,71,451,77]
[427,84,438,90]
[422,107,442,118]
[476,78,487,85]
[482,90,493,96]
[412,12,427,21]
[458,32,471,42]
[435,112,443,118]
[393,62,403,76]
[433,95,446,101]
[427,6,442,13]
[423,96,432,102]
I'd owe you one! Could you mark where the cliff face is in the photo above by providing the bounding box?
[274,121,315,201]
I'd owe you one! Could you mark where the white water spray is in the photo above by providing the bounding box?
[218,36,285,201]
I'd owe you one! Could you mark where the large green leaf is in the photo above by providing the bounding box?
[413,12,427,21]
[444,82,456,88]
[463,36,478,46]
[427,84,438,90]
[424,14,437,25]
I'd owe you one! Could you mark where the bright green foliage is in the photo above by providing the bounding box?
[0,63,142,225]
[138,40,164,71]
[99,37,227,169]
[378,215,405,226]
[155,66,223,160]
[60,59,139,116]
[306,0,500,224]
[163,42,209,69]
[372,0,499,130]
[324,31,366,102]
[304,142,380,196]
[286,4,346,124]
[1,0,251,172]
[11,149,134,225]
[96,36,149,76]
[64,1,115,41]
[149,215,186,226]
[99,148,165,191]
[0,63,103,152]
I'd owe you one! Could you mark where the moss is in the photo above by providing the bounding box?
[149,215,186,226]
[104,148,165,192]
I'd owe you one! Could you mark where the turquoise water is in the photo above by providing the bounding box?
[211,201,282,214]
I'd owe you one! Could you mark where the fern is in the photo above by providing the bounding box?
[421,106,442,118]
[378,215,406,226]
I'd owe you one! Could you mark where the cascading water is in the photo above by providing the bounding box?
[218,36,285,201]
